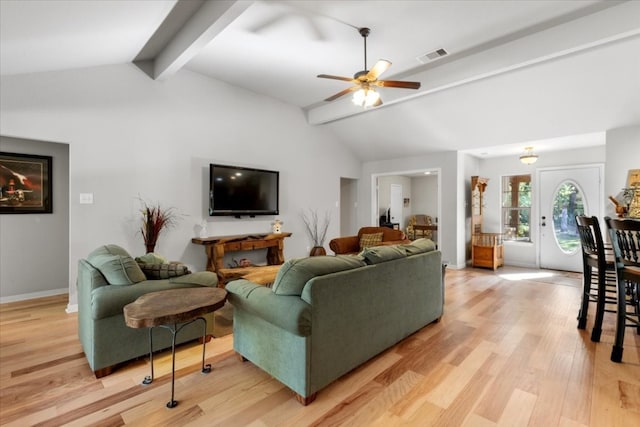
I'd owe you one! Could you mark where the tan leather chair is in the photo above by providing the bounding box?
[407,215,433,240]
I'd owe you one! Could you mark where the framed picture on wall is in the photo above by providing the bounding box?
[0,151,52,214]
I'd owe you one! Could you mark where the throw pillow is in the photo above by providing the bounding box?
[271,255,366,296]
[139,263,191,280]
[89,254,146,285]
[359,232,384,250]
[135,252,168,265]
[87,244,131,259]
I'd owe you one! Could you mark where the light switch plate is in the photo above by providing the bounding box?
[79,193,94,204]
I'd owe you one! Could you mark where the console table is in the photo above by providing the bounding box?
[192,232,291,283]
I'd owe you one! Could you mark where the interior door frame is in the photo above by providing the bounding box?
[370,168,442,229]
[535,163,604,269]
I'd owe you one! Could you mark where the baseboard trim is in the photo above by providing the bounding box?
[0,288,68,305]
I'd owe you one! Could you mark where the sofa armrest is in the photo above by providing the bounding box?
[329,236,360,254]
[226,279,311,336]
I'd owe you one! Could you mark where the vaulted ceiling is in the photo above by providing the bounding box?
[1,0,639,161]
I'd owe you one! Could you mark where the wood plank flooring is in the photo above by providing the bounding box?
[1,267,638,426]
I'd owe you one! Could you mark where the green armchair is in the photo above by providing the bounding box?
[77,244,219,377]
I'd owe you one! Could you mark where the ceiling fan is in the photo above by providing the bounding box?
[317,27,421,108]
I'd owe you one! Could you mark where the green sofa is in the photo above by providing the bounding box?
[77,244,219,377]
[226,238,443,404]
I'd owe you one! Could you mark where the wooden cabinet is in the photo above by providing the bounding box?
[471,176,504,270]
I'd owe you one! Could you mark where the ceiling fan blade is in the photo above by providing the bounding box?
[375,80,421,89]
[324,86,360,102]
[317,74,357,83]
[366,60,391,81]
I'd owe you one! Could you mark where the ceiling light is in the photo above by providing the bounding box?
[352,87,380,108]
[519,147,538,165]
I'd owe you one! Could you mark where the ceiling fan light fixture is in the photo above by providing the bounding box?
[318,27,420,106]
[519,147,539,165]
[352,87,380,108]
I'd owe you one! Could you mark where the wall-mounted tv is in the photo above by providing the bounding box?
[209,164,279,217]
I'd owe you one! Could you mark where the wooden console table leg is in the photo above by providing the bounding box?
[266,239,285,265]
[203,245,216,273]
[213,243,225,272]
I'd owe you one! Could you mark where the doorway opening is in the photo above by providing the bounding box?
[339,177,358,237]
[371,169,441,245]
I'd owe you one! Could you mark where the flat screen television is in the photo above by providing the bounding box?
[209,164,279,217]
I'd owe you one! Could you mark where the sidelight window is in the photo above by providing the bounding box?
[502,175,531,241]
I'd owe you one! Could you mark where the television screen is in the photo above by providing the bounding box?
[209,164,279,216]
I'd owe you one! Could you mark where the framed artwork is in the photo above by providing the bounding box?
[0,152,52,214]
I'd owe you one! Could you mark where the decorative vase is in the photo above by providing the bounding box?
[145,243,156,254]
[309,246,326,256]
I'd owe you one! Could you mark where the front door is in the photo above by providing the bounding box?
[539,165,603,272]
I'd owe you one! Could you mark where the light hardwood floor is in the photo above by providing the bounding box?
[1,267,638,426]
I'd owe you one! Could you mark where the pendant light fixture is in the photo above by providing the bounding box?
[519,147,538,165]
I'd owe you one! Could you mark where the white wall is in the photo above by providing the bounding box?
[0,136,69,302]
[0,64,361,308]
[410,174,438,222]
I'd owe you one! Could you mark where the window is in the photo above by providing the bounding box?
[551,181,584,253]
[502,175,531,241]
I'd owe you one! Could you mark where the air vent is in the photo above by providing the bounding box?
[417,48,448,64]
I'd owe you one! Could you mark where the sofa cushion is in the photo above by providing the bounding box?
[139,263,191,280]
[360,245,407,264]
[402,238,436,255]
[271,255,366,296]
[87,244,132,259]
[88,254,146,285]
[359,232,384,250]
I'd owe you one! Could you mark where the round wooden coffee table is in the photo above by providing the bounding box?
[124,287,227,408]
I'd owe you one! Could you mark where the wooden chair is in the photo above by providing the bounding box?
[604,216,640,362]
[406,215,433,240]
[575,215,617,342]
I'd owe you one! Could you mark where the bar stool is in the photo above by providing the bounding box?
[575,215,617,342]
[604,216,640,362]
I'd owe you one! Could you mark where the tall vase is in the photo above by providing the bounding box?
[309,246,326,256]
[145,243,156,253]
